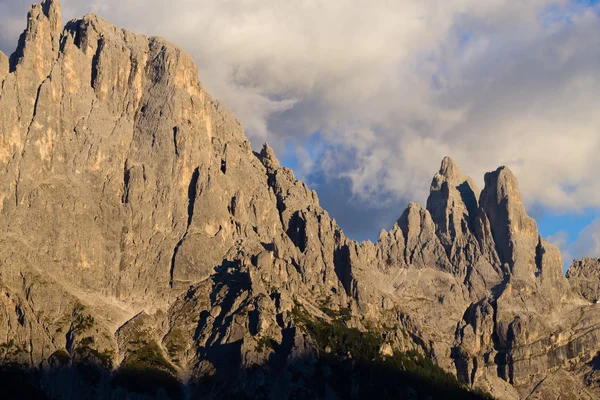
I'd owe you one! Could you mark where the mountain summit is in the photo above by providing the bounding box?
[1,1,600,399]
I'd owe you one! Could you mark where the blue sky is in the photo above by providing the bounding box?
[279,140,600,265]
[2,0,600,267]
[577,0,600,7]
[278,128,596,251]
[536,209,596,240]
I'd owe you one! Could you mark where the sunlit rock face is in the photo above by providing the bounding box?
[568,258,600,303]
[1,1,600,399]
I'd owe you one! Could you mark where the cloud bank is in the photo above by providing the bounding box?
[549,217,600,270]
[2,0,600,246]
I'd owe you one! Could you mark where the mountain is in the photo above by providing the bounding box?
[1,1,600,399]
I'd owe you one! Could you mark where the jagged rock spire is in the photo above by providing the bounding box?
[427,156,479,243]
[259,143,280,171]
[479,166,538,273]
[425,156,480,277]
[1,0,63,158]
[10,0,62,76]
[397,202,452,271]
[438,156,468,184]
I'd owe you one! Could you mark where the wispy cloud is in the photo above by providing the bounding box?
[2,0,600,238]
[548,217,600,271]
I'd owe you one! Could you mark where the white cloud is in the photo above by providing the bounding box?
[572,219,600,259]
[2,0,600,216]
[547,230,573,271]
[549,219,600,271]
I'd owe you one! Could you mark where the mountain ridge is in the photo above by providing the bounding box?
[1,1,600,399]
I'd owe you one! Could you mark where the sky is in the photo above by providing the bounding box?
[1,0,600,270]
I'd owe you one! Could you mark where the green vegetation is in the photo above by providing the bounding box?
[319,306,337,318]
[294,303,383,363]
[74,336,113,370]
[401,327,409,339]
[338,306,352,322]
[0,339,28,357]
[292,302,494,400]
[165,328,187,362]
[255,336,276,353]
[111,340,183,400]
[0,339,16,349]
[50,349,71,366]
[385,350,473,393]
[78,336,95,348]
[318,301,352,322]
[122,340,176,374]
[72,304,95,333]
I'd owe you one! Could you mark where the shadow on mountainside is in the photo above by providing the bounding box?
[0,352,494,400]
[0,300,495,400]
[0,260,494,400]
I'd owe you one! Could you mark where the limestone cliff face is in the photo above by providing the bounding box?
[568,258,600,303]
[2,1,600,399]
[426,157,479,276]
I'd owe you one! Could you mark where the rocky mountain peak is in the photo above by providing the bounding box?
[480,166,538,269]
[425,157,480,277]
[483,166,525,205]
[10,0,61,74]
[438,156,464,181]
[259,142,280,171]
[2,2,600,399]
[429,156,479,218]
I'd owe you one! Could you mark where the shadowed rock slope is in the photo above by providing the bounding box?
[1,1,600,399]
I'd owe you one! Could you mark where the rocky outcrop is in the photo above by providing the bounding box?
[568,258,600,303]
[426,157,479,276]
[480,167,538,273]
[2,1,600,399]
[452,166,587,395]
[0,51,8,83]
